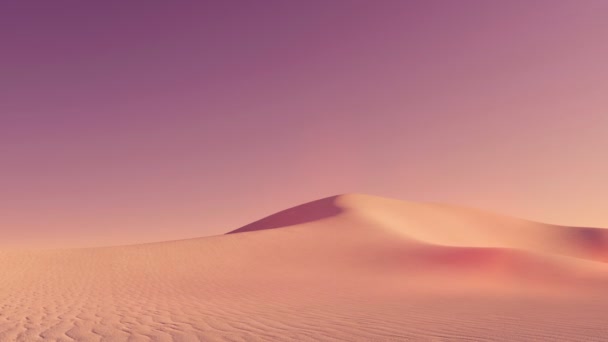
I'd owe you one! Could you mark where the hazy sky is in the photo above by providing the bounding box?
[2,0,608,246]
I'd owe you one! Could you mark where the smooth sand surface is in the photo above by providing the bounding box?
[2,194,608,341]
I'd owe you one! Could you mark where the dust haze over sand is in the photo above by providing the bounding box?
[2,194,608,341]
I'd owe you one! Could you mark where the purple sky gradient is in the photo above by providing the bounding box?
[2,1,608,246]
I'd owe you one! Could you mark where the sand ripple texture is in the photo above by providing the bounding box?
[2,194,608,341]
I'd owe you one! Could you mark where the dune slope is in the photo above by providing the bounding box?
[1,194,608,341]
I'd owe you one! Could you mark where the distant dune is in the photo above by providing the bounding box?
[1,194,608,341]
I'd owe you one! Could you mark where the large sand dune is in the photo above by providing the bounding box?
[2,194,608,341]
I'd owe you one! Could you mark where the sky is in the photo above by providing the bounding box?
[2,0,608,247]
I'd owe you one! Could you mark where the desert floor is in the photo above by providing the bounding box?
[1,194,608,341]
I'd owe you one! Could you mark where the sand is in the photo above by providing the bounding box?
[1,193,608,341]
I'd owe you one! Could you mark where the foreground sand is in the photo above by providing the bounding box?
[2,194,608,341]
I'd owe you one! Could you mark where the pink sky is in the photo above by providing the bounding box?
[2,1,608,247]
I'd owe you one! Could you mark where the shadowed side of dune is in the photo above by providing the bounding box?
[227,195,344,234]
[564,226,608,261]
[571,227,608,248]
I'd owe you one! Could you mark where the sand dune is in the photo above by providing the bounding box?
[1,194,608,341]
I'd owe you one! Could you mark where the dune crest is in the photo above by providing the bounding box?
[1,194,608,341]
[230,193,608,262]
